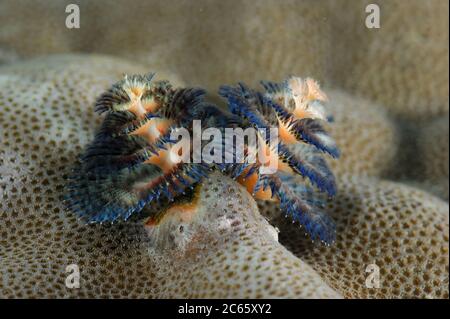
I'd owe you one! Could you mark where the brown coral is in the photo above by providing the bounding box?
[0,55,341,298]
[0,0,448,297]
[327,0,449,121]
[1,54,448,298]
[324,89,398,177]
[259,175,449,299]
[0,0,331,92]
[1,0,447,121]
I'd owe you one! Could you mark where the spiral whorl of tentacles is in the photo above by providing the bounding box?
[219,77,339,244]
[65,74,340,244]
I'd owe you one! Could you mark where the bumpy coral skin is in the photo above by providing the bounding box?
[144,173,342,298]
[1,0,447,121]
[324,89,399,178]
[0,1,72,58]
[328,0,449,121]
[1,55,448,299]
[0,55,339,298]
[0,0,331,92]
[259,175,449,299]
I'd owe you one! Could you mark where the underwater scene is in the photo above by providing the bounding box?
[0,0,448,301]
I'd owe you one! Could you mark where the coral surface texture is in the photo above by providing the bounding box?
[0,0,448,299]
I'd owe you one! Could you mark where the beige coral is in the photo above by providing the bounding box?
[0,52,448,298]
[259,175,449,299]
[327,0,449,121]
[0,55,340,298]
[0,0,331,92]
[324,89,398,178]
[0,1,73,57]
[144,174,341,298]
[1,0,448,122]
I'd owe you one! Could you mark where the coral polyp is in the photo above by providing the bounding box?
[66,74,340,244]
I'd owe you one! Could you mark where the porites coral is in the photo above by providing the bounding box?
[0,54,448,299]
[259,175,449,298]
[0,54,340,298]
